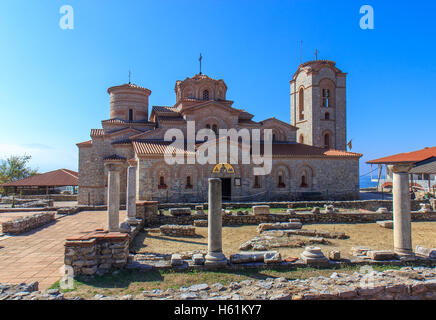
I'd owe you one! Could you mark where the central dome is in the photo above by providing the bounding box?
[175,74,228,102]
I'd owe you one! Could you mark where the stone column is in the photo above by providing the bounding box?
[391,164,414,258]
[106,163,121,232]
[126,160,139,225]
[205,178,227,266]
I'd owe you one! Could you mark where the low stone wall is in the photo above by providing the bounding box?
[0,199,54,208]
[141,211,436,227]
[0,207,57,213]
[1,212,56,235]
[159,225,196,237]
[18,194,77,201]
[157,200,425,212]
[64,231,129,276]
[193,220,208,227]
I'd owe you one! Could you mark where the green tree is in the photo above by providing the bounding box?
[0,154,39,186]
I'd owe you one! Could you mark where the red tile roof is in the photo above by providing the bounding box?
[102,119,151,125]
[90,129,104,137]
[1,169,78,187]
[132,139,361,159]
[270,143,362,158]
[153,106,178,113]
[367,146,436,164]
[76,140,92,147]
[133,141,196,156]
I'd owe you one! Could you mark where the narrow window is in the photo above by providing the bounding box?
[299,88,304,121]
[322,89,330,107]
[159,176,165,186]
[325,112,330,120]
[324,133,330,149]
[186,176,192,189]
[299,135,304,144]
[206,124,211,129]
[254,176,261,188]
[278,175,285,188]
[300,175,308,188]
[203,90,209,100]
[129,109,133,121]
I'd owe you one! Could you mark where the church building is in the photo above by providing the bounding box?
[77,60,362,205]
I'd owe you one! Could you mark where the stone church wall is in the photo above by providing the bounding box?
[135,157,359,203]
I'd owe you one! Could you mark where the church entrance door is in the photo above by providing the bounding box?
[222,178,231,201]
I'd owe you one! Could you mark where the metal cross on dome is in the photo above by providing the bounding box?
[199,53,203,75]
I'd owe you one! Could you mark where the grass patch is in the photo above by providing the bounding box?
[60,264,406,299]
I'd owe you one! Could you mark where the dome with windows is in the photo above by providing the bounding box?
[174,74,228,102]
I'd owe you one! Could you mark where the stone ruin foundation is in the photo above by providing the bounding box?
[61,173,436,281]
[159,225,196,237]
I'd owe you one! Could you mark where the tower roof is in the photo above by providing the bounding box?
[291,60,346,82]
[107,83,151,95]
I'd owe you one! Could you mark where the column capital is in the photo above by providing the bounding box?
[389,164,413,174]
[128,159,138,167]
[104,161,123,171]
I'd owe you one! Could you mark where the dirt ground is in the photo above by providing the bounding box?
[138,222,436,259]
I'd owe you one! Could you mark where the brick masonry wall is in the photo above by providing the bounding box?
[136,157,360,203]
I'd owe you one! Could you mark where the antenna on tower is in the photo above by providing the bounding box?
[315,49,320,61]
[128,70,131,84]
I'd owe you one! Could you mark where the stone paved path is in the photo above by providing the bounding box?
[0,210,126,290]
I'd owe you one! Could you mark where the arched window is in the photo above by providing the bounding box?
[212,124,218,135]
[300,175,308,188]
[299,134,304,144]
[129,109,133,121]
[324,133,331,149]
[272,134,277,142]
[325,112,330,120]
[203,90,209,100]
[299,88,304,121]
[322,89,330,107]
[206,124,211,130]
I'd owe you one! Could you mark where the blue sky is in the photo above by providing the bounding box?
[0,0,435,176]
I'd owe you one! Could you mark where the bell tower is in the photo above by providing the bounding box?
[290,60,347,151]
